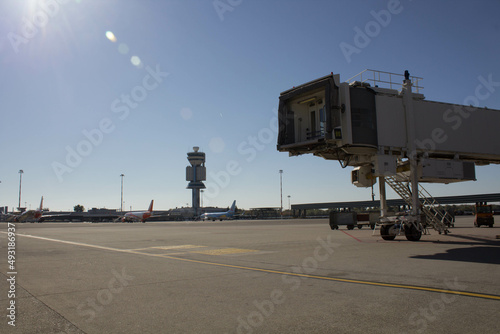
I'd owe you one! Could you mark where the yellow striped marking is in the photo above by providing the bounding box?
[130,244,205,251]
[5,232,500,301]
[152,245,206,250]
[192,248,258,255]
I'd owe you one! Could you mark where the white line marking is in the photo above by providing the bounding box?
[3,232,499,300]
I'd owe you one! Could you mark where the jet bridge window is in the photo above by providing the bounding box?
[319,106,326,136]
[307,100,324,140]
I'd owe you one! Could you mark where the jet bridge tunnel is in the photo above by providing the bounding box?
[278,71,500,172]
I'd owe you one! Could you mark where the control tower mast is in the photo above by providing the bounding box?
[186,147,206,217]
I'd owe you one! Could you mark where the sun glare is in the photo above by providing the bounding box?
[105,31,117,42]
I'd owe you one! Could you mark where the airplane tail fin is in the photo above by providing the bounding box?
[148,200,154,212]
[39,196,44,211]
[229,200,236,213]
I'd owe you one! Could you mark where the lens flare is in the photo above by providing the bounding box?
[209,137,225,153]
[118,43,129,55]
[105,31,117,42]
[130,56,142,67]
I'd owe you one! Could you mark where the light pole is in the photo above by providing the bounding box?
[120,174,125,212]
[279,170,283,217]
[200,190,204,209]
[18,170,23,210]
[288,195,291,211]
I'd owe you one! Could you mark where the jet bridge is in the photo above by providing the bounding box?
[277,70,500,241]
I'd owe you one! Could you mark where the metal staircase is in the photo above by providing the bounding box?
[385,175,451,234]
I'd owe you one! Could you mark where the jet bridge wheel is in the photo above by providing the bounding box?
[380,225,397,241]
[404,224,422,242]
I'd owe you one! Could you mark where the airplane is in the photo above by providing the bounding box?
[201,200,236,221]
[116,200,154,223]
[8,196,44,222]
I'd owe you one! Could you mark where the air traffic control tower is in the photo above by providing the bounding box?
[186,147,206,217]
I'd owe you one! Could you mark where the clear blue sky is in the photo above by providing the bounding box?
[1,0,499,211]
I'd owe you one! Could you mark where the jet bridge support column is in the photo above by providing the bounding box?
[379,176,388,218]
[402,73,420,219]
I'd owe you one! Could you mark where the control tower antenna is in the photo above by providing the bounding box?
[186,147,206,218]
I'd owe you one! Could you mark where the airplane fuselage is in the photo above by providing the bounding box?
[120,200,154,223]
[201,200,236,221]
[12,210,42,222]
[123,211,151,222]
[202,213,231,221]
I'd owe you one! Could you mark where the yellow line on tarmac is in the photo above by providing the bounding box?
[192,248,258,255]
[157,254,500,301]
[5,232,500,301]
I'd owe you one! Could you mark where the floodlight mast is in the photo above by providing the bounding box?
[277,69,500,241]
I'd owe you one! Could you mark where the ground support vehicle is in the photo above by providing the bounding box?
[474,202,494,227]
